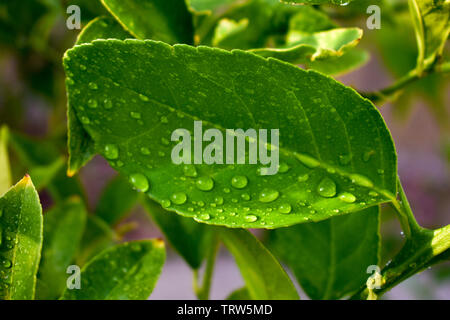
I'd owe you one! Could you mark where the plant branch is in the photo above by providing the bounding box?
[193,237,219,300]
[351,177,450,299]
[360,61,449,105]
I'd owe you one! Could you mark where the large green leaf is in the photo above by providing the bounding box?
[100,0,194,44]
[0,126,11,196]
[143,198,214,269]
[36,197,87,300]
[409,0,450,71]
[0,176,43,300]
[64,40,396,229]
[61,240,165,300]
[269,206,380,299]
[95,175,139,225]
[219,228,299,299]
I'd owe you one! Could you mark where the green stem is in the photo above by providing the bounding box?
[351,177,450,299]
[361,61,449,105]
[193,238,219,300]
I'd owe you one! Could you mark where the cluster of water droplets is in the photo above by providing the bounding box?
[0,208,15,294]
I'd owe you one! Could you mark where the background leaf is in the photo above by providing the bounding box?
[269,206,380,299]
[100,0,194,44]
[61,240,165,300]
[143,198,214,269]
[0,126,11,196]
[0,176,43,300]
[219,228,299,300]
[64,40,397,229]
[95,175,139,225]
[36,197,87,300]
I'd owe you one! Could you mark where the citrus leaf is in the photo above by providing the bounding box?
[269,206,380,299]
[64,40,396,229]
[76,215,116,266]
[306,48,369,76]
[409,0,450,71]
[0,176,43,300]
[61,240,165,300]
[68,16,133,176]
[143,198,214,269]
[0,126,11,196]
[219,228,299,300]
[251,28,363,63]
[36,197,87,300]
[76,16,132,44]
[95,175,139,225]
[100,0,194,44]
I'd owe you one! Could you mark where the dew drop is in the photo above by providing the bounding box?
[278,162,290,173]
[338,192,356,203]
[259,188,279,203]
[88,82,98,90]
[317,177,337,198]
[183,165,197,177]
[87,99,98,108]
[1,259,11,269]
[241,193,250,201]
[161,199,171,208]
[215,196,224,205]
[140,147,151,155]
[80,116,90,124]
[278,203,292,214]
[196,176,214,191]
[297,174,309,182]
[197,213,211,221]
[104,144,119,160]
[296,153,320,168]
[350,174,374,188]
[129,173,149,192]
[130,112,142,119]
[104,99,113,109]
[244,215,258,223]
[171,192,187,205]
[139,94,149,102]
[231,175,248,189]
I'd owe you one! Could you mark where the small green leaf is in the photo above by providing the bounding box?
[76,16,132,44]
[409,0,450,71]
[0,126,11,196]
[0,176,43,300]
[76,215,116,266]
[219,228,299,300]
[306,48,369,76]
[64,40,397,229]
[28,157,65,191]
[100,0,194,44]
[61,240,165,300]
[269,206,380,299]
[95,175,139,225]
[36,197,87,300]
[143,198,214,269]
[251,28,363,63]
